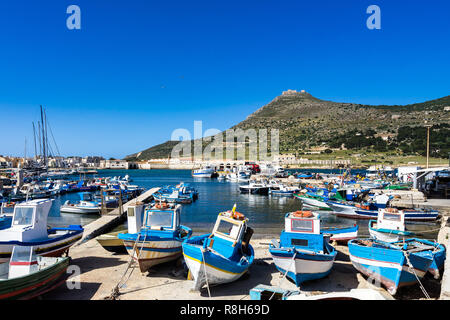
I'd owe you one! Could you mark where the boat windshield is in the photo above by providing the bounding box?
[215,219,241,240]
[383,213,401,221]
[10,246,36,263]
[13,207,34,226]
[145,211,173,229]
[291,219,314,232]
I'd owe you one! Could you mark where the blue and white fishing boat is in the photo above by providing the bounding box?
[327,193,390,218]
[175,182,198,201]
[153,187,194,204]
[182,205,254,291]
[60,192,101,214]
[0,215,12,231]
[0,199,83,263]
[389,238,446,279]
[118,203,192,272]
[269,211,337,287]
[321,224,359,243]
[354,207,439,221]
[192,165,215,178]
[269,185,300,196]
[348,238,434,295]
[368,208,413,242]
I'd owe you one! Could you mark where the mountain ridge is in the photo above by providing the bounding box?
[126,91,450,161]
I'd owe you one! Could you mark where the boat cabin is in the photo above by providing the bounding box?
[376,208,405,232]
[126,202,146,234]
[280,211,325,254]
[142,204,182,233]
[0,199,53,242]
[205,211,249,259]
[79,192,95,202]
[0,246,39,279]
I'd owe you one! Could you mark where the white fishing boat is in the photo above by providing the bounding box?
[0,199,83,262]
[118,203,192,272]
[60,192,101,214]
[368,208,412,242]
[192,165,215,178]
[239,181,270,195]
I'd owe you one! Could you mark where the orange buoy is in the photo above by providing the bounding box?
[293,210,313,218]
[233,211,245,220]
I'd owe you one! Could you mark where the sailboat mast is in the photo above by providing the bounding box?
[40,105,46,168]
[32,122,37,160]
[37,121,42,160]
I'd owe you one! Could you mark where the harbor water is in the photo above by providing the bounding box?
[47,169,441,240]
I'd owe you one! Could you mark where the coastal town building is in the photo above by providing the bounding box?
[99,159,129,169]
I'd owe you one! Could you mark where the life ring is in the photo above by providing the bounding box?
[233,211,245,220]
[154,202,169,209]
[384,207,398,213]
[293,210,313,218]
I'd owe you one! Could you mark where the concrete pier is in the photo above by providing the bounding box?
[76,187,160,245]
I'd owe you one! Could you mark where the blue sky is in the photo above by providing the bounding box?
[0,0,449,159]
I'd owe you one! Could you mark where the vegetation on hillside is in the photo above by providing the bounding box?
[126,92,450,161]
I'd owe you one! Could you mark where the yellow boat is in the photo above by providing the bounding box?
[96,229,127,254]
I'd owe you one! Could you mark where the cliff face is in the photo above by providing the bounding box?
[126,92,450,160]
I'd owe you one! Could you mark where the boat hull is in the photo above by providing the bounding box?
[96,231,127,254]
[0,257,70,300]
[0,228,83,263]
[60,207,100,214]
[322,225,359,242]
[239,187,269,195]
[348,240,433,295]
[355,209,439,221]
[390,238,446,279]
[122,239,183,272]
[294,195,330,210]
[327,201,358,217]
[182,240,254,291]
[269,246,336,286]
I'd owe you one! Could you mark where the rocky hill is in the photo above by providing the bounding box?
[126,91,450,161]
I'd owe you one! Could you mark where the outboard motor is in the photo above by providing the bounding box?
[241,226,254,255]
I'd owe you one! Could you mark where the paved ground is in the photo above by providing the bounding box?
[41,238,443,300]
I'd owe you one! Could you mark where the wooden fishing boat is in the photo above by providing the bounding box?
[389,238,446,279]
[182,205,254,291]
[269,211,337,286]
[368,208,413,242]
[96,229,127,254]
[321,224,359,243]
[269,185,300,196]
[118,203,192,272]
[293,193,331,210]
[0,199,83,262]
[60,192,101,214]
[239,181,270,195]
[348,238,434,295]
[0,246,70,300]
[249,285,393,300]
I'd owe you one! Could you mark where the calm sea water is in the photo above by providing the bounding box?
[47,169,440,239]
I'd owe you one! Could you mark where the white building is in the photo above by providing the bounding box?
[99,159,129,169]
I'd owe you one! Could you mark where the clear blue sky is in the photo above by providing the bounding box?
[0,0,449,159]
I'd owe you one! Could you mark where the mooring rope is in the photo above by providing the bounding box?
[201,247,211,298]
[403,251,431,299]
[107,231,147,300]
[269,250,297,301]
